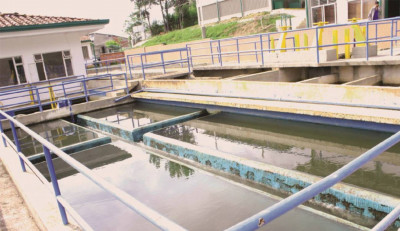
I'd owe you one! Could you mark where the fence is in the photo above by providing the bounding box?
[85,58,127,76]
[0,110,186,231]
[0,73,129,114]
[127,48,190,80]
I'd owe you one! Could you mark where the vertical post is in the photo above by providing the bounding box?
[391,19,394,56]
[0,120,7,147]
[123,73,129,95]
[186,48,191,75]
[140,54,146,80]
[260,34,264,65]
[28,84,35,105]
[270,37,275,52]
[10,121,26,172]
[375,23,378,46]
[179,50,183,67]
[216,0,220,22]
[35,88,43,112]
[106,61,109,74]
[161,52,166,74]
[254,42,258,63]
[316,27,320,63]
[210,41,214,64]
[110,74,114,90]
[239,0,244,17]
[128,56,133,80]
[333,30,338,59]
[267,34,271,53]
[366,21,370,61]
[217,40,222,66]
[189,47,194,68]
[42,146,68,225]
[82,80,89,102]
[236,39,240,63]
[345,29,351,59]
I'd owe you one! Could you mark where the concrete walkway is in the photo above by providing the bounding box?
[0,160,40,231]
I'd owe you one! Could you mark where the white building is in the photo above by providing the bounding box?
[0,13,109,88]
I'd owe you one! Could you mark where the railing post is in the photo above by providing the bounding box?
[316,27,320,64]
[260,34,264,65]
[210,41,214,64]
[391,19,394,56]
[110,74,114,90]
[35,87,43,112]
[179,50,183,67]
[10,121,26,172]
[160,52,166,74]
[236,38,240,64]
[218,40,222,66]
[366,21,370,61]
[106,60,109,74]
[267,34,271,53]
[0,120,6,147]
[189,47,194,68]
[186,47,191,75]
[42,145,68,225]
[140,54,146,80]
[375,23,378,46]
[254,42,258,63]
[128,56,133,80]
[82,80,89,102]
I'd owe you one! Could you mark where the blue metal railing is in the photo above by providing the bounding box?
[0,73,129,114]
[186,16,400,65]
[127,48,191,80]
[226,131,400,230]
[0,110,187,231]
[85,58,127,76]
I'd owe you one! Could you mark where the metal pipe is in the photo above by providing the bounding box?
[372,203,400,231]
[366,21,370,61]
[0,120,7,147]
[0,110,187,231]
[226,131,400,230]
[57,196,93,231]
[10,121,26,172]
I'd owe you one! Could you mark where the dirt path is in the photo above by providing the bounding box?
[0,160,40,231]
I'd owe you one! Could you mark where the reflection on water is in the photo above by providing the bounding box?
[149,154,194,178]
[5,120,99,156]
[153,112,400,197]
[48,141,357,231]
[83,102,199,130]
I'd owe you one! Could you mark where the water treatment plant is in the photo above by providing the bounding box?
[2,10,400,231]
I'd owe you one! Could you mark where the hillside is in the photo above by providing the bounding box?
[143,12,281,47]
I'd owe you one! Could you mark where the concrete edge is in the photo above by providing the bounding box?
[0,143,80,231]
[143,132,400,228]
[28,136,112,164]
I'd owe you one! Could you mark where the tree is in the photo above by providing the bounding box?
[124,12,143,45]
[105,40,121,52]
[155,0,174,32]
[173,0,189,29]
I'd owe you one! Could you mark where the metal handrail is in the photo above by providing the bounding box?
[0,109,187,231]
[226,131,400,230]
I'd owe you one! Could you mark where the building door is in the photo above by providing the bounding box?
[387,0,400,18]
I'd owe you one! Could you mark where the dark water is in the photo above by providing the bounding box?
[5,120,100,156]
[35,141,359,231]
[153,112,400,197]
[83,102,199,130]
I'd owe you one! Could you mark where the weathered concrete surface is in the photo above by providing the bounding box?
[343,75,382,86]
[0,142,79,231]
[193,67,270,78]
[1,96,135,130]
[230,70,279,81]
[298,74,338,84]
[132,91,400,125]
[263,49,338,63]
[352,45,378,59]
[141,80,400,109]
[143,132,400,228]
[0,160,40,231]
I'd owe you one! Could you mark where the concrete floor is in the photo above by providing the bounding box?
[0,160,40,231]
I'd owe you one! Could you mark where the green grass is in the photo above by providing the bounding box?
[143,21,239,47]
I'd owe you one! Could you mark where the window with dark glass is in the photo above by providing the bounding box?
[0,56,26,87]
[34,51,74,80]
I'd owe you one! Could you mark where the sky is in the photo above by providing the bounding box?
[1,0,164,37]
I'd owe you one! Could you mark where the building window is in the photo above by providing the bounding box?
[0,56,27,87]
[348,0,376,19]
[311,0,337,25]
[34,51,74,81]
[82,46,90,60]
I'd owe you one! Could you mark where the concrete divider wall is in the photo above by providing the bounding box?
[142,80,400,108]
[143,132,400,228]
[77,110,208,142]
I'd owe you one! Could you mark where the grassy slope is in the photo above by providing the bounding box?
[143,13,280,47]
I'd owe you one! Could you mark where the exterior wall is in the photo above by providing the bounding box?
[196,0,272,26]
[0,31,87,84]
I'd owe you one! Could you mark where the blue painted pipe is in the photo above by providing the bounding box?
[226,131,400,230]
